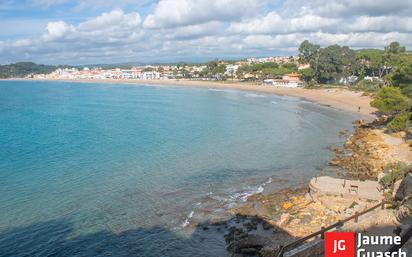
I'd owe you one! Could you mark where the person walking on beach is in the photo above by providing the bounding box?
[358,106,360,112]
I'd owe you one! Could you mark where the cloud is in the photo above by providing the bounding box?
[78,9,141,31]
[143,0,264,28]
[44,21,74,40]
[0,9,145,64]
[348,16,412,33]
[229,12,341,35]
[287,0,412,18]
[1,0,412,64]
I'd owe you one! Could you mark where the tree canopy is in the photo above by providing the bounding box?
[370,87,410,114]
[0,62,58,78]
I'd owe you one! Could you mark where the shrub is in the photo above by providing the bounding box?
[352,80,383,93]
[371,87,410,114]
[380,163,412,188]
[387,112,411,132]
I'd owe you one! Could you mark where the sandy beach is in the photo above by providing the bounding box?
[16,78,376,119]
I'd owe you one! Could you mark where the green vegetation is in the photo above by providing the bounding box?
[198,61,227,80]
[0,62,57,78]
[387,112,411,132]
[370,86,412,133]
[297,40,412,90]
[298,40,412,134]
[370,87,410,114]
[236,62,297,80]
[380,163,412,189]
[350,80,383,93]
[298,41,357,84]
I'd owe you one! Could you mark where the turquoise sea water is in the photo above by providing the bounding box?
[0,80,358,256]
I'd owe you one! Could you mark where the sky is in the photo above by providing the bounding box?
[1,0,412,65]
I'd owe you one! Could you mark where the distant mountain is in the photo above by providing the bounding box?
[0,62,58,78]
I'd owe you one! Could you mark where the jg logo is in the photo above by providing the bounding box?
[333,240,346,253]
[325,232,355,257]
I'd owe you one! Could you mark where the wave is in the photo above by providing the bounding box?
[181,210,195,227]
[181,177,274,228]
[228,176,273,202]
[207,88,234,93]
[244,93,266,98]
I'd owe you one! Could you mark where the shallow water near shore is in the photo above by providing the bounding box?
[0,80,358,256]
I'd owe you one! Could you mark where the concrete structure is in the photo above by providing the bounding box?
[263,73,304,88]
[309,176,383,201]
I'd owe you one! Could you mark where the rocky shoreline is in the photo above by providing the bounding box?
[202,119,411,257]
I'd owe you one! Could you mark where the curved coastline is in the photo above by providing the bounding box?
[5,78,376,120]
[0,78,383,256]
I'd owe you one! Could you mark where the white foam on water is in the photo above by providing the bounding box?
[229,176,273,202]
[181,210,195,227]
[244,93,266,98]
[208,88,235,93]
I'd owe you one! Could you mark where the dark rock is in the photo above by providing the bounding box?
[262,221,272,230]
[394,173,412,201]
[245,221,257,231]
[260,245,281,257]
[240,247,258,254]
[231,234,271,253]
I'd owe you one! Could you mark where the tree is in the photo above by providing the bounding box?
[299,67,315,83]
[387,61,412,86]
[370,87,410,114]
[383,46,412,96]
[313,44,356,83]
[387,112,411,132]
[356,49,386,78]
[298,40,320,64]
[203,61,227,80]
[0,62,58,78]
[385,41,406,54]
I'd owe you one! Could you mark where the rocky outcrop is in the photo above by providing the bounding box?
[332,125,389,179]
[223,215,287,257]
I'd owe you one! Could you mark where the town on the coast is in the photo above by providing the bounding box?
[30,55,307,88]
[10,40,395,92]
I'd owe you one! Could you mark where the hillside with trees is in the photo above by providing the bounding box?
[297,40,412,134]
[0,62,57,78]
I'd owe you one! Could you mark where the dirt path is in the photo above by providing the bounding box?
[381,132,412,164]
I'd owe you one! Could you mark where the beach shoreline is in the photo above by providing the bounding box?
[5,78,376,119]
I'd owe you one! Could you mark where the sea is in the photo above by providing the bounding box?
[0,80,359,256]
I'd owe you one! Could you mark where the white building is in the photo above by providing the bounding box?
[263,73,304,88]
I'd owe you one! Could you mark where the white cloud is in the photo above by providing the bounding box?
[1,0,412,64]
[44,21,74,40]
[143,0,264,28]
[79,9,141,31]
[348,16,412,33]
[229,12,341,34]
[287,0,412,18]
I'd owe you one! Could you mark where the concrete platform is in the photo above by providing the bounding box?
[309,176,383,201]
